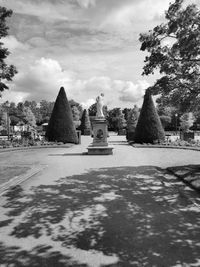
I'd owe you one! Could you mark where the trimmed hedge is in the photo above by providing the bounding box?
[134,90,165,144]
[45,87,78,144]
[80,109,91,135]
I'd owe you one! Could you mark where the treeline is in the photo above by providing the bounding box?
[0,99,200,133]
[0,100,82,126]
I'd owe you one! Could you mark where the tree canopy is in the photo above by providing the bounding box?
[139,0,200,112]
[0,6,17,94]
[127,105,140,133]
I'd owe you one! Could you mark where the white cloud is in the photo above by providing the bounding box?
[1,36,29,52]
[11,58,75,101]
[98,0,171,35]
[118,80,149,102]
[76,0,96,9]
[81,98,96,109]
[0,0,70,21]
[27,37,50,48]
[4,57,148,109]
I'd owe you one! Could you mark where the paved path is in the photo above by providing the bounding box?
[0,134,200,267]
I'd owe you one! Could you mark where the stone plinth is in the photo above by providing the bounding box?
[87,118,113,155]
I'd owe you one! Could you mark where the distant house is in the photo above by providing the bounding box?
[14,124,27,132]
[42,123,48,131]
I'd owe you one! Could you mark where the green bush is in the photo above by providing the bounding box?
[45,87,78,144]
[134,90,165,144]
[80,109,91,135]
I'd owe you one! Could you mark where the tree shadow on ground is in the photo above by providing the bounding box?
[0,242,87,267]
[168,165,200,191]
[0,166,200,266]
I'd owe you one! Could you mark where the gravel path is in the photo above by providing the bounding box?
[0,134,200,266]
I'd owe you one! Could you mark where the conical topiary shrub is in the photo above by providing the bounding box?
[80,109,91,135]
[45,87,78,144]
[134,90,165,144]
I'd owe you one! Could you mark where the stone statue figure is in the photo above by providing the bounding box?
[96,93,104,118]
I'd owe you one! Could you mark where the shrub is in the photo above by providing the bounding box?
[134,90,165,144]
[45,87,78,144]
[80,109,91,135]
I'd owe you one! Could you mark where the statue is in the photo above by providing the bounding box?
[87,92,113,155]
[96,93,104,118]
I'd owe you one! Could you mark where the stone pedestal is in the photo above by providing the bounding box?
[87,118,113,155]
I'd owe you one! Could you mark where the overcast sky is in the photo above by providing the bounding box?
[0,0,199,108]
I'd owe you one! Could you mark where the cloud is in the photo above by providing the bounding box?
[81,98,96,109]
[0,0,70,21]
[0,0,168,108]
[73,77,149,108]
[11,58,75,101]
[5,57,148,109]
[1,36,29,52]
[27,37,50,48]
[118,80,149,102]
[76,0,96,9]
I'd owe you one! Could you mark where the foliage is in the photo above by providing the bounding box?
[160,115,172,129]
[71,106,81,129]
[0,111,10,130]
[39,100,54,123]
[180,112,195,132]
[126,106,140,141]
[0,99,82,126]
[69,99,83,115]
[127,105,140,133]
[45,87,78,144]
[122,108,132,121]
[80,109,91,134]
[0,6,17,94]
[117,109,127,130]
[134,90,165,144]
[139,0,200,112]
[107,108,125,131]
[22,106,36,128]
[88,103,107,117]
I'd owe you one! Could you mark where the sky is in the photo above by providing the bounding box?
[0,0,199,108]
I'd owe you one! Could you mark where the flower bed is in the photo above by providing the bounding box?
[0,139,71,149]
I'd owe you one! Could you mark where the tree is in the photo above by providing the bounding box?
[45,87,78,144]
[123,108,132,121]
[159,115,172,130]
[71,105,81,129]
[88,103,107,117]
[23,106,36,128]
[80,109,91,135]
[69,99,83,116]
[180,112,194,132]
[107,108,123,131]
[126,105,139,132]
[39,100,54,123]
[24,100,37,114]
[139,0,200,112]
[16,102,24,114]
[117,109,127,131]
[134,90,165,144]
[0,7,17,94]
[126,105,140,141]
[0,111,10,131]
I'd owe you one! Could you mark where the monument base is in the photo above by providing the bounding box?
[87,118,114,155]
[87,146,113,155]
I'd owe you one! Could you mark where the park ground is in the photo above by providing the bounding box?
[0,133,200,267]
